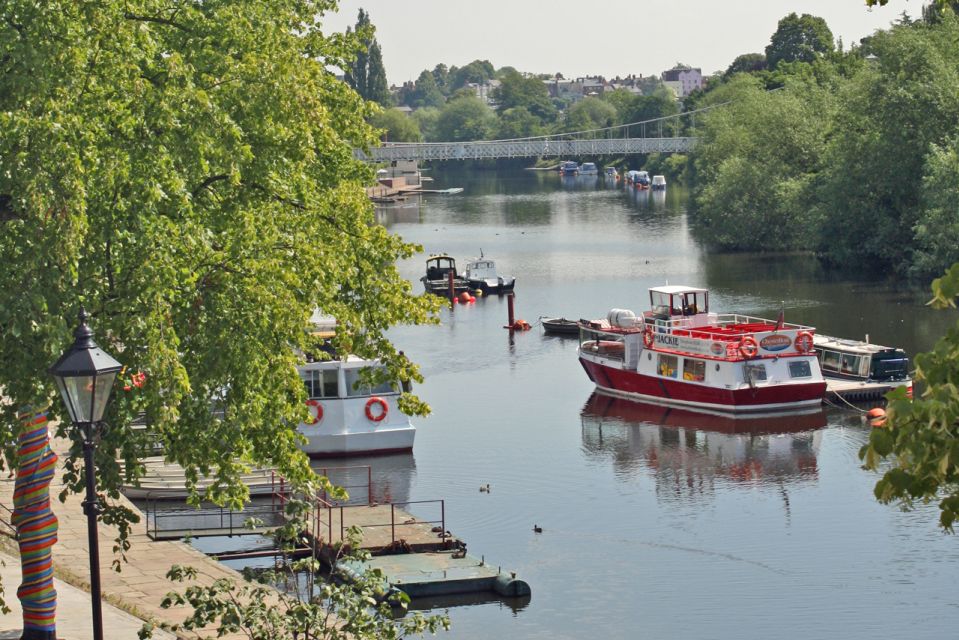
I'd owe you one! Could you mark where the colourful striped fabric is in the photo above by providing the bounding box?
[12,407,58,639]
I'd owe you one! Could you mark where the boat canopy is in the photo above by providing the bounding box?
[649,286,709,318]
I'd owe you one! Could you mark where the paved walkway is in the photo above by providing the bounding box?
[0,436,270,639]
[0,549,176,640]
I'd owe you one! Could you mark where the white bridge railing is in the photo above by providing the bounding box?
[356,136,698,162]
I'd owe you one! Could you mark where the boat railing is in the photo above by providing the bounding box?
[646,313,813,338]
[578,325,627,362]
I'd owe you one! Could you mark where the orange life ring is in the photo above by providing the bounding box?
[365,397,388,422]
[739,336,759,358]
[305,399,323,424]
[643,326,654,348]
[794,331,814,353]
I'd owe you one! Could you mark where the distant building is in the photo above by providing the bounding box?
[661,66,702,98]
[468,79,500,105]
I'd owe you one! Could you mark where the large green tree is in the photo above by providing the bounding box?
[765,13,834,69]
[492,69,556,123]
[0,0,437,588]
[370,108,422,142]
[434,95,496,141]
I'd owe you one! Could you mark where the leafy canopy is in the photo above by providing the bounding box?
[0,1,439,515]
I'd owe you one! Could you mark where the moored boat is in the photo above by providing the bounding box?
[541,317,580,335]
[421,255,471,296]
[577,285,827,413]
[298,354,415,457]
[814,334,912,395]
[559,160,580,176]
[462,253,515,294]
[651,175,666,190]
[604,167,619,181]
[578,162,599,175]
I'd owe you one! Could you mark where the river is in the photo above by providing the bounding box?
[374,166,958,640]
[202,166,958,639]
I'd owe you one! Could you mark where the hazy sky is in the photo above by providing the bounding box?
[322,0,917,84]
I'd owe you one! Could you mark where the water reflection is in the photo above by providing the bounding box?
[310,452,416,506]
[580,392,825,501]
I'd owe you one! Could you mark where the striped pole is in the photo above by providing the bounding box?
[12,407,58,640]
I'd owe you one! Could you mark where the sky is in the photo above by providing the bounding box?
[321,0,918,84]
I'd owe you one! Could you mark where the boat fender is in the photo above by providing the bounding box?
[494,573,532,598]
[643,326,655,348]
[739,336,759,358]
[305,399,323,424]
[365,397,388,422]
[794,331,814,353]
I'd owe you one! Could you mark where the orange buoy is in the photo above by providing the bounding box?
[866,407,887,427]
[458,291,471,304]
[512,319,531,331]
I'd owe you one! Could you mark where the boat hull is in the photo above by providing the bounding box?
[469,278,515,294]
[579,357,826,413]
[300,424,415,457]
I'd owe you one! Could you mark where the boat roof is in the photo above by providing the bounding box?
[814,334,904,355]
[426,254,454,262]
[650,285,708,295]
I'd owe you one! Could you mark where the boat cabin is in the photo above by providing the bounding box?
[813,335,910,382]
[425,255,458,281]
[648,285,708,319]
[465,258,497,281]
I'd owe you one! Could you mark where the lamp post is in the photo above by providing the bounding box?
[49,309,122,640]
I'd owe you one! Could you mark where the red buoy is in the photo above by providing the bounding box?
[458,291,471,304]
[867,407,887,427]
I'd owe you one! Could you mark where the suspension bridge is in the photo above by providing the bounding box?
[355,105,719,163]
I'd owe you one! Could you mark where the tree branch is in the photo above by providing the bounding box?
[192,174,230,198]
[123,12,191,33]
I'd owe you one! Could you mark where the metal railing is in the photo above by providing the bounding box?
[144,498,286,540]
[0,497,17,539]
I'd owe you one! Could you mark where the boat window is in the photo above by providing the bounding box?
[682,358,706,382]
[819,349,841,373]
[788,360,812,378]
[840,354,862,376]
[303,369,338,399]
[344,367,395,397]
[744,363,767,382]
[657,354,678,378]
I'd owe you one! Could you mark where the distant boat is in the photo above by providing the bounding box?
[462,253,515,294]
[604,167,619,181]
[578,162,599,175]
[813,334,912,393]
[559,160,580,176]
[421,255,471,296]
[651,175,666,190]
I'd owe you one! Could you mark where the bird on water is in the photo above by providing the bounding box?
[533,524,543,533]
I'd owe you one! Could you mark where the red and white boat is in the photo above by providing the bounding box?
[578,285,827,413]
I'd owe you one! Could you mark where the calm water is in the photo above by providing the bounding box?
[207,167,958,639]
[377,167,958,640]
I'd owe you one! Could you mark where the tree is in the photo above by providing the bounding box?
[495,107,545,139]
[492,69,556,123]
[449,60,495,91]
[434,95,496,141]
[911,135,959,278]
[431,64,450,96]
[724,53,768,78]
[370,109,422,142]
[344,9,391,106]
[0,0,439,613]
[765,13,834,69]
[409,70,445,109]
[411,107,441,142]
[861,262,959,531]
[563,97,616,132]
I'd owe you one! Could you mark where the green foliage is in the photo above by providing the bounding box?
[493,70,556,123]
[449,60,495,91]
[434,95,496,142]
[0,0,439,568]
[410,70,445,109]
[765,13,834,69]
[496,107,546,139]
[146,492,450,638]
[817,14,959,272]
[344,9,391,106]
[861,263,959,531]
[370,109,423,143]
[411,108,441,142]
[691,74,832,250]
[563,97,616,133]
[724,53,767,78]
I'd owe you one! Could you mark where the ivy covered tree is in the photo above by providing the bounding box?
[0,0,438,611]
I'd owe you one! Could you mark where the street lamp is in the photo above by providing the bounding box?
[49,308,122,640]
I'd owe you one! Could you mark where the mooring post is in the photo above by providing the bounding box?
[507,293,515,327]
[447,270,455,305]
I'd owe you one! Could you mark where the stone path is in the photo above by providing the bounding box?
[0,436,270,639]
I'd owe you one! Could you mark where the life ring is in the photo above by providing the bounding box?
[365,397,388,422]
[305,399,323,425]
[794,331,814,353]
[739,336,759,358]
[643,326,654,348]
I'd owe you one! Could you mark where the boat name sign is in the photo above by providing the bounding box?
[653,332,724,357]
[760,334,792,352]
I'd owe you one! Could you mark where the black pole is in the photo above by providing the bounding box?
[81,423,103,640]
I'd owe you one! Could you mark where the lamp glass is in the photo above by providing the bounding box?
[54,372,117,424]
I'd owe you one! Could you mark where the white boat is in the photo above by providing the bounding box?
[578,162,599,175]
[578,285,827,413]
[298,354,415,457]
[651,175,666,190]
[462,252,516,294]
